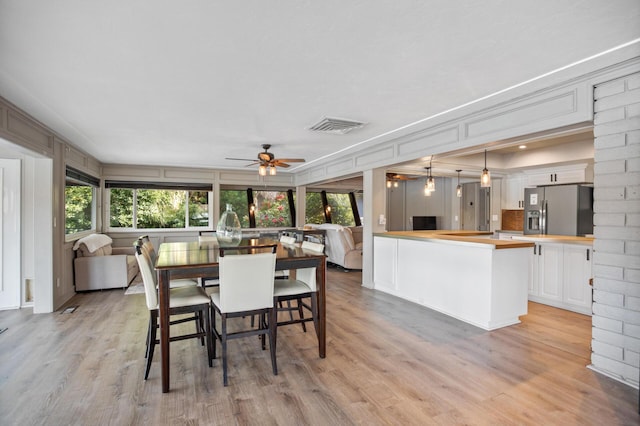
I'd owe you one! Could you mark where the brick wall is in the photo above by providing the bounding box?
[592,72,640,386]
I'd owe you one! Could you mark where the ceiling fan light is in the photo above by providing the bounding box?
[393,181,398,188]
[386,180,392,188]
[269,164,277,176]
[258,164,267,176]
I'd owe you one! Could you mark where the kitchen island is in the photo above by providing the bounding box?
[374,231,535,330]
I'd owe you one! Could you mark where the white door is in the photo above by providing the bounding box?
[0,159,21,310]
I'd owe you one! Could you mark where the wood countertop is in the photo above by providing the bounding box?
[374,231,535,249]
[511,234,594,245]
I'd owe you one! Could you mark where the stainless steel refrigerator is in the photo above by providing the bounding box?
[523,184,593,236]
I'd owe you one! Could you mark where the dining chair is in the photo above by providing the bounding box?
[198,232,220,287]
[134,242,213,380]
[210,244,278,386]
[138,236,198,289]
[273,241,324,333]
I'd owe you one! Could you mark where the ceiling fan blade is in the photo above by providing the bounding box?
[275,158,305,163]
[226,157,257,162]
[272,161,291,168]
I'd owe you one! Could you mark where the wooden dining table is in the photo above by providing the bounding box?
[154,238,327,393]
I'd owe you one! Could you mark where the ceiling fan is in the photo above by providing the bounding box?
[386,173,417,188]
[226,144,305,176]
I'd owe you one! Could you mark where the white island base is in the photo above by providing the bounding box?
[374,235,531,331]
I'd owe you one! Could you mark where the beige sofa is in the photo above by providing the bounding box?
[73,234,139,291]
[305,224,363,270]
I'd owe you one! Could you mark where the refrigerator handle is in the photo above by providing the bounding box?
[541,200,548,235]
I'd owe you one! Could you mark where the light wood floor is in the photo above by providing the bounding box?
[0,268,637,425]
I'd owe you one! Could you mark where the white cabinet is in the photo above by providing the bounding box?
[538,243,563,302]
[527,241,592,315]
[503,175,526,209]
[524,163,593,186]
[563,245,593,309]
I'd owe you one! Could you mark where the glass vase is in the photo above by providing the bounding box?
[216,204,242,245]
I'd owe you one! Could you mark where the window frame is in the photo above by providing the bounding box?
[64,167,99,241]
[105,181,213,232]
[219,186,296,229]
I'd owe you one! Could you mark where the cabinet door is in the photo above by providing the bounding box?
[538,243,563,301]
[563,245,593,309]
[555,168,587,185]
[504,176,525,209]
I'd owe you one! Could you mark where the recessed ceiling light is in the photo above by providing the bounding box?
[519,145,527,149]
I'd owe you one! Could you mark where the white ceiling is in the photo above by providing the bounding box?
[1,1,639,174]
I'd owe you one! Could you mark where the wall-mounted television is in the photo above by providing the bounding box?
[412,216,436,230]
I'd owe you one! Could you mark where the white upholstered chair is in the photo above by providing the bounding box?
[273,241,323,333]
[134,242,213,380]
[210,245,278,386]
[138,235,198,289]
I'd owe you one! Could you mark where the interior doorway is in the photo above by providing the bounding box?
[0,158,21,310]
[461,183,490,231]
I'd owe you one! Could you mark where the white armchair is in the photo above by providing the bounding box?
[304,224,362,270]
[73,234,139,291]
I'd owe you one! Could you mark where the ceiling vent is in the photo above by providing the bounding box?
[308,117,366,134]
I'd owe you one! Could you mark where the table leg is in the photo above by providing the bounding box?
[159,270,170,392]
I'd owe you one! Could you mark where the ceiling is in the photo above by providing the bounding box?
[0,1,639,176]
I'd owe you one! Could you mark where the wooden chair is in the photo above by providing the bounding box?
[210,244,278,386]
[134,242,213,380]
[273,241,323,333]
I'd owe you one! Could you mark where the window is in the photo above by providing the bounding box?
[327,193,356,226]
[219,188,295,228]
[219,189,250,227]
[253,190,293,227]
[65,167,99,235]
[305,192,324,224]
[107,181,212,230]
[305,190,360,226]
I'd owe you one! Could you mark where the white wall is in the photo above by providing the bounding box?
[590,71,640,388]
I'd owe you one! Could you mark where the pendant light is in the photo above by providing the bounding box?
[480,149,491,188]
[424,167,434,196]
[456,169,462,198]
[425,156,435,192]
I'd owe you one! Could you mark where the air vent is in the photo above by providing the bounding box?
[308,117,365,134]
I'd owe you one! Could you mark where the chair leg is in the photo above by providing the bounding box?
[196,311,205,346]
[221,314,229,387]
[260,313,266,350]
[268,307,278,376]
[145,314,153,359]
[297,297,307,332]
[203,306,213,368]
[145,311,158,380]
[310,292,319,338]
[211,306,217,360]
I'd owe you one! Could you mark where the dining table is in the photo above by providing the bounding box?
[154,238,327,393]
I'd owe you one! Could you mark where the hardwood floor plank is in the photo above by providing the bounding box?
[0,267,637,425]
